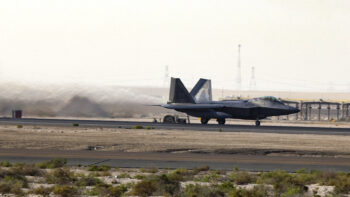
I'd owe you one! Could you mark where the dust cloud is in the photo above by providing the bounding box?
[0,83,172,118]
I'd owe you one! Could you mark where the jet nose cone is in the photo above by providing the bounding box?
[290,107,300,113]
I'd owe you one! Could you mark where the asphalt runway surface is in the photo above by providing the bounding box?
[0,117,349,135]
[1,117,350,172]
[1,149,350,172]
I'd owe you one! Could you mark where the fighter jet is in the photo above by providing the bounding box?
[161,78,300,126]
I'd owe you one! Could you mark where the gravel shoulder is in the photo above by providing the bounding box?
[0,124,350,158]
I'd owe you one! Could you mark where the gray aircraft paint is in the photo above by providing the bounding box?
[190,78,212,103]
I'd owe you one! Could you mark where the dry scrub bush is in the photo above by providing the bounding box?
[0,175,28,196]
[53,185,78,197]
[132,179,157,197]
[185,184,225,197]
[0,161,11,167]
[87,184,127,197]
[87,164,111,171]
[228,185,270,197]
[132,125,144,129]
[257,170,308,196]
[75,175,104,187]
[46,168,77,185]
[35,158,67,169]
[229,171,256,185]
[31,186,54,196]
[10,164,44,177]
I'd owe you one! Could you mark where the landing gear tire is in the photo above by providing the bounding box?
[217,118,226,125]
[200,118,210,124]
[163,115,175,123]
[255,120,261,127]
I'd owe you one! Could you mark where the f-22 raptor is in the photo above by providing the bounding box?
[161,78,300,126]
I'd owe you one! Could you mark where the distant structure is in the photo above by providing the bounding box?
[236,44,242,90]
[163,65,169,87]
[249,66,256,90]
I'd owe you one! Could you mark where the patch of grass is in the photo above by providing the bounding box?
[46,168,76,185]
[220,180,235,192]
[109,185,128,197]
[118,173,131,178]
[132,179,157,197]
[153,174,182,196]
[86,184,127,197]
[167,168,192,182]
[4,174,28,188]
[0,174,28,195]
[32,186,54,196]
[229,171,256,185]
[53,185,78,197]
[12,162,26,168]
[185,184,225,197]
[229,185,270,197]
[10,164,44,176]
[76,175,103,187]
[72,123,79,127]
[35,158,67,169]
[16,125,23,128]
[100,171,111,176]
[145,126,151,130]
[257,170,308,196]
[200,171,221,183]
[0,182,11,194]
[317,171,350,194]
[132,125,144,129]
[134,174,146,180]
[87,164,111,172]
[0,161,12,167]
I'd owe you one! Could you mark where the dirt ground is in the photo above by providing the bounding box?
[1,124,350,158]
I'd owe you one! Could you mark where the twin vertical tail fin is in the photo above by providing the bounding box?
[168,78,195,104]
[190,78,212,103]
[168,77,212,104]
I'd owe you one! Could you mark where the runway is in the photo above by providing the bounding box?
[1,149,350,172]
[0,117,349,135]
[0,117,350,171]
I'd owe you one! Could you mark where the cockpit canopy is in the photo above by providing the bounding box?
[248,96,284,104]
[259,96,283,103]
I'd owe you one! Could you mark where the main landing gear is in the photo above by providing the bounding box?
[255,120,261,127]
[217,118,226,125]
[201,118,225,125]
[200,118,210,124]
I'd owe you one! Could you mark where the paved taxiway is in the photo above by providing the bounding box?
[0,117,349,135]
[0,149,350,172]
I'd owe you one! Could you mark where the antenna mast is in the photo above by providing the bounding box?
[236,44,242,90]
[249,66,256,90]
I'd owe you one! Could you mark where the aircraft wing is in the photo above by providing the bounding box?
[162,104,224,110]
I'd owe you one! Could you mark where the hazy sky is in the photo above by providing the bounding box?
[1,0,350,92]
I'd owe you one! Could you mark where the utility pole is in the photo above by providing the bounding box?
[236,44,242,90]
[249,66,256,90]
[163,65,169,87]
